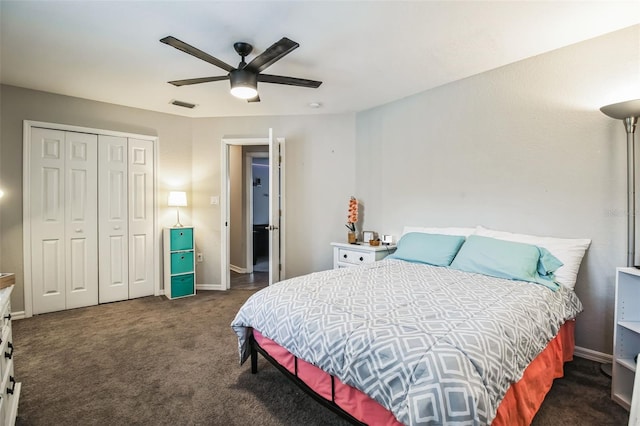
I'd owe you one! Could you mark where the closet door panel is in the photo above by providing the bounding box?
[128,138,155,298]
[30,128,66,314]
[98,135,129,303]
[64,132,98,309]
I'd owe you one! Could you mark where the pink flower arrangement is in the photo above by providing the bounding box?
[346,196,358,232]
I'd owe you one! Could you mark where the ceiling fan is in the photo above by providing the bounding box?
[160,36,322,102]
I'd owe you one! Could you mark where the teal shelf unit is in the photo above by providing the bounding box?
[163,227,196,299]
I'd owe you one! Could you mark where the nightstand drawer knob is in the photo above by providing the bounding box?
[343,254,347,259]
[4,342,13,359]
[359,257,364,262]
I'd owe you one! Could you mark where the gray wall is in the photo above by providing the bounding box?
[355,25,640,354]
[190,114,357,285]
[0,84,194,312]
[0,85,357,313]
[3,25,637,356]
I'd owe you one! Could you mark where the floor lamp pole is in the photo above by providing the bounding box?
[625,117,638,267]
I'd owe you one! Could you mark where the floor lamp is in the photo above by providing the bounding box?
[600,99,640,268]
[600,99,640,378]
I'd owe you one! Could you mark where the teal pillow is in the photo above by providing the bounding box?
[388,232,465,267]
[538,247,564,277]
[449,235,560,290]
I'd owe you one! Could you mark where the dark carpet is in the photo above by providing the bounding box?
[12,289,629,425]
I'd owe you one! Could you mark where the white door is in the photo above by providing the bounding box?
[64,131,98,309]
[98,135,129,303]
[30,128,98,314]
[128,138,155,298]
[268,129,281,285]
[30,128,67,314]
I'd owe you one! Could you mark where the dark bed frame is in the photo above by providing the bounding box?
[249,333,367,425]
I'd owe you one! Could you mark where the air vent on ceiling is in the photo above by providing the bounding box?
[170,99,197,109]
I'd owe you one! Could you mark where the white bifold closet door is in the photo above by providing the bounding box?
[126,138,155,299]
[29,128,155,314]
[98,136,154,302]
[98,135,129,303]
[30,128,99,314]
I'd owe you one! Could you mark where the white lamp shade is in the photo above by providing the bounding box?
[168,191,187,207]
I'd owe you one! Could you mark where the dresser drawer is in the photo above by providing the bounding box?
[0,301,10,335]
[169,228,193,251]
[171,274,194,298]
[0,328,14,381]
[1,358,18,426]
[337,248,375,265]
[170,251,194,274]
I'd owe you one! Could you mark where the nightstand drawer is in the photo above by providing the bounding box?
[170,251,194,274]
[338,248,375,265]
[171,274,194,298]
[169,228,194,251]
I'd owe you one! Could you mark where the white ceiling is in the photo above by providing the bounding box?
[1,1,639,118]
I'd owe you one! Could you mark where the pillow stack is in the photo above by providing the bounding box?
[390,225,591,291]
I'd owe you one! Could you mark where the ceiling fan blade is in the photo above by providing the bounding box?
[258,74,322,88]
[247,95,261,103]
[168,75,230,87]
[244,38,299,73]
[160,36,235,73]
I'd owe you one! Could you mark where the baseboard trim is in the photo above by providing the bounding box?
[12,310,26,320]
[197,284,225,291]
[230,265,247,274]
[574,346,612,363]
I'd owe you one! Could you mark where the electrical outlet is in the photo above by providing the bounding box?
[197,252,203,262]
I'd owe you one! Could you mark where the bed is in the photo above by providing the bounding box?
[231,226,590,425]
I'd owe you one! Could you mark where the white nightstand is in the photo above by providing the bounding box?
[331,242,397,269]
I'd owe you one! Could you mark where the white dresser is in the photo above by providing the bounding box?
[0,286,20,425]
[331,242,396,269]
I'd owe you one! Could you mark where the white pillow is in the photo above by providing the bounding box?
[402,226,477,237]
[475,226,591,290]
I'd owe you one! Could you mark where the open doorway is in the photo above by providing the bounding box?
[228,148,269,289]
[248,153,270,275]
[220,132,284,291]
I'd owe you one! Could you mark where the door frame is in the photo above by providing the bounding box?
[220,135,285,290]
[22,120,160,318]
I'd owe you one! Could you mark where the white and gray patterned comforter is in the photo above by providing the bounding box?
[231,259,582,425]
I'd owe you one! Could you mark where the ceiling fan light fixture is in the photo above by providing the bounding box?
[230,69,258,99]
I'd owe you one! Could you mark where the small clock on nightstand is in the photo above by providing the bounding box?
[330,242,396,269]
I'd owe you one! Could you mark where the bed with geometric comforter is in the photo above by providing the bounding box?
[232,258,582,425]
